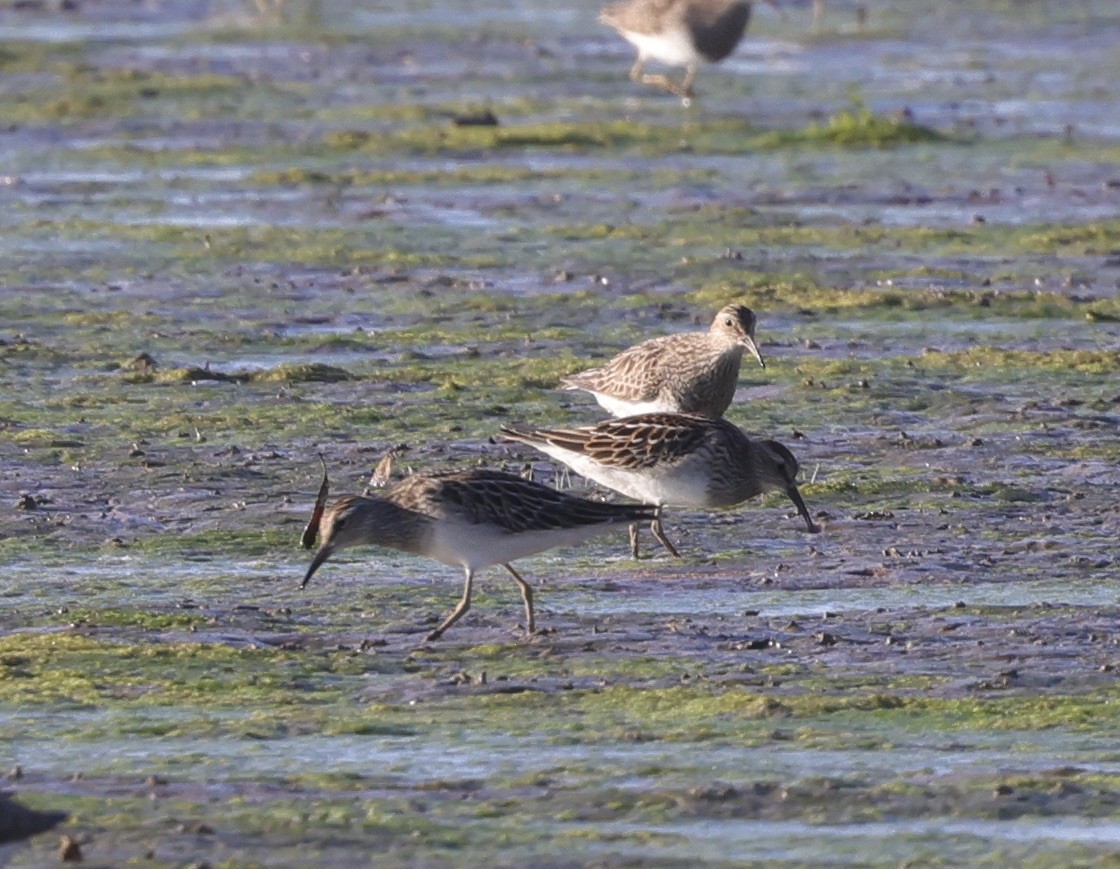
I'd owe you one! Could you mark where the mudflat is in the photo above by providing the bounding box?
[2,1,1120,865]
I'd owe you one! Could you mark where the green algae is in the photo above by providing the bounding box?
[250,362,355,383]
[364,351,583,394]
[6,209,1119,303]
[13,218,478,271]
[0,40,81,72]
[250,163,715,188]
[593,214,1117,261]
[2,3,1120,865]
[0,633,342,708]
[32,607,211,631]
[782,345,1120,405]
[6,427,81,448]
[918,347,1120,374]
[124,528,296,557]
[749,104,945,149]
[442,685,1120,742]
[30,596,1120,750]
[0,337,69,361]
[143,365,238,384]
[2,67,312,124]
[320,108,943,158]
[321,120,665,155]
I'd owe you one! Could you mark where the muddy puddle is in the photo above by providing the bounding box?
[2,0,1120,865]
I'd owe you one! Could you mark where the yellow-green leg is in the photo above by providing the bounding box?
[427,568,473,641]
[503,563,535,635]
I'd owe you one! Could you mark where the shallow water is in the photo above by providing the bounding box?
[2,0,1120,865]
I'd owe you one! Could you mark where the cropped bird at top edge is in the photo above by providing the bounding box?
[600,0,780,104]
[501,412,818,559]
[300,462,657,641]
[560,304,764,419]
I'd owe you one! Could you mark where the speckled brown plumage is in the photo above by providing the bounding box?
[388,470,652,532]
[301,467,656,640]
[502,413,817,557]
[514,413,711,472]
[561,304,764,418]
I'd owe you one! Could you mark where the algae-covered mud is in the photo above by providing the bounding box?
[3,0,1120,864]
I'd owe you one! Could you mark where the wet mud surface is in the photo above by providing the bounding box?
[2,0,1120,865]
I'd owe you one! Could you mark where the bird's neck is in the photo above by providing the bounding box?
[357,498,435,556]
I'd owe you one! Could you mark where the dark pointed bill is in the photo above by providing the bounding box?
[743,334,765,369]
[300,456,330,550]
[301,545,333,589]
[786,483,820,533]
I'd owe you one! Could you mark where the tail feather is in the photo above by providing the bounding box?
[430,468,654,534]
[558,496,657,527]
[558,370,599,391]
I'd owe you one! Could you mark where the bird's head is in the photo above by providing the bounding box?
[712,304,765,368]
[302,495,381,588]
[760,439,819,534]
[300,460,385,588]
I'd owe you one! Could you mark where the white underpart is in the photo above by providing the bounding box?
[426,517,625,572]
[531,445,712,508]
[620,28,702,67]
[591,392,678,417]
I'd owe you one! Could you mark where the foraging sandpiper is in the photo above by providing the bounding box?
[502,412,817,558]
[301,465,657,640]
[560,304,764,419]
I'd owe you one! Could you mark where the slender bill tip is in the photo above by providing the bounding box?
[743,336,765,369]
[786,485,819,533]
[301,546,333,589]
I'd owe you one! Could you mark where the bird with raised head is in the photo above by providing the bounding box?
[560,304,765,419]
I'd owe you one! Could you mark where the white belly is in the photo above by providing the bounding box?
[426,519,627,573]
[593,392,678,418]
[536,447,712,508]
[620,28,702,67]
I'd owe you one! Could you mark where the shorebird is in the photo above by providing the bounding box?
[560,304,764,419]
[600,0,776,103]
[0,792,67,865]
[502,412,817,558]
[300,463,657,641]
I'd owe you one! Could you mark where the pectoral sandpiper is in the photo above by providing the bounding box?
[502,412,817,558]
[600,0,773,104]
[560,304,764,419]
[301,464,657,640]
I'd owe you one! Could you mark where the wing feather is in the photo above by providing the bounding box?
[396,469,654,533]
[561,332,714,402]
[503,414,721,471]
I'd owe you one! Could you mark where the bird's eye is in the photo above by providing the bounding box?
[724,317,734,326]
